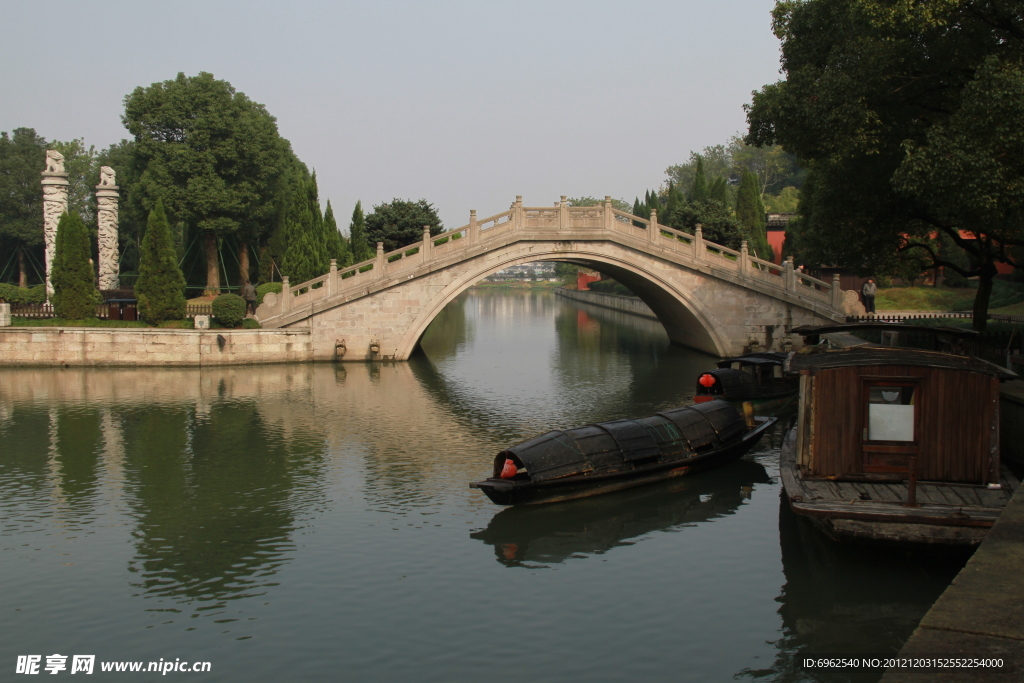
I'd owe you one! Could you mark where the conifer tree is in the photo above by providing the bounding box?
[736,169,772,260]
[349,200,373,263]
[136,199,186,324]
[710,176,728,205]
[324,200,350,267]
[50,211,99,319]
[281,174,330,284]
[690,156,709,203]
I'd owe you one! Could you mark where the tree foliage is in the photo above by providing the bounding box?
[364,199,443,253]
[745,0,1024,327]
[50,212,99,319]
[349,200,373,263]
[122,72,290,293]
[136,200,186,324]
[0,128,47,287]
[736,169,772,260]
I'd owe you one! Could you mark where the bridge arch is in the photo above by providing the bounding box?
[397,248,730,360]
[256,196,845,360]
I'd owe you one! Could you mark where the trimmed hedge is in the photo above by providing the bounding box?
[255,282,281,305]
[0,283,46,305]
[212,293,246,328]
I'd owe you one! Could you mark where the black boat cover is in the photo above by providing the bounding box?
[496,401,745,482]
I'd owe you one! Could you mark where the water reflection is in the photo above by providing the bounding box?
[122,398,328,612]
[472,459,771,567]
[738,499,967,682]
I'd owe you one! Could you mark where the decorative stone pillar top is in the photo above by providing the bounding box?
[42,150,70,298]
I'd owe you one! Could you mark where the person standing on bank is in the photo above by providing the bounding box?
[861,278,877,314]
[242,280,258,317]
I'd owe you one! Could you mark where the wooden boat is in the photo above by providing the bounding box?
[470,400,776,505]
[471,459,771,565]
[694,351,798,415]
[779,338,1019,547]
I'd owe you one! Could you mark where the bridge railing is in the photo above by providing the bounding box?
[260,196,843,321]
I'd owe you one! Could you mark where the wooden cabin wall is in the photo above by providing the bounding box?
[808,365,996,483]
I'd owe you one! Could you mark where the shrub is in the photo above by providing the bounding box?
[255,282,281,305]
[26,284,46,304]
[51,212,100,319]
[136,200,187,324]
[212,293,246,328]
[0,283,32,304]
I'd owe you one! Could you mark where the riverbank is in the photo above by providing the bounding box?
[0,326,312,366]
[554,287,657,320]
[881,481,1024,682]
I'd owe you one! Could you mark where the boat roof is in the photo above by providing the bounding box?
[792,323,979,338]
[715,352,789,368]
[786,346,1016,379]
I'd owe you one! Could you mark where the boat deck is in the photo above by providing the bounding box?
[780,428,1020,544]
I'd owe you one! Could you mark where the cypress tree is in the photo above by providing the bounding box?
[736,170,772,260]
[281,174,329,284]
[349,200,373,263]
[324,200,351,267]
[690,156,709,203]
[136,199,186,324]
[710,176,728,205]
[50,211,99,319]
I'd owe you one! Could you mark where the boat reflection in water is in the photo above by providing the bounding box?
[738,498,967,682]
[471,459,771,567]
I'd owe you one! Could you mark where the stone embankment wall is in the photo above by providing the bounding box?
[554,287,657,320]
[0,327,313,366]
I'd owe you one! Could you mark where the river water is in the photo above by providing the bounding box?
[0,289,965,682]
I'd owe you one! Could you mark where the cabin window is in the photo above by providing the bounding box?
[866,384,917,442]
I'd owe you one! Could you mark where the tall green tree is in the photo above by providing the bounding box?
[323,200,350,267]
[690,156,709,203]
[745,0,1024,328]
[50,212,99,319]
[122,72,290,295]
[280,173,327,284]
[136,200,186,324]
[364,199,442,253]
[0,128,47,287]
[736,169,771,260]
[349,201,373,263]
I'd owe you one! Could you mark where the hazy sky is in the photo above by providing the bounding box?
[1,0,784,230]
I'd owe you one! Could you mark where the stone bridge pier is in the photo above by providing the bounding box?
[257,197,847,361]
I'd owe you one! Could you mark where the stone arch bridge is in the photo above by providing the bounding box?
[256,196,848,361]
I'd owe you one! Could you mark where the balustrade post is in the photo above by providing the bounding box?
[469,209,479,245]
[375,242,385,279]
[740,240,749,277]
[831,273,843,309]
[422,225,432,261]
[559,195,568,230]
[693,224,704,260]
[784,257,796,291]
[281,276,291,312]
[513,195,523,229]
[649,209,658,243]
[604,196,613,231]
[329,258,337,296]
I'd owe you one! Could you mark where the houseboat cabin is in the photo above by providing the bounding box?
[790,347,1010,485]
[781,344,1019,546]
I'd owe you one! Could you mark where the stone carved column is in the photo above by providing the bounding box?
[41,150,69,298]
[95,166,120,290]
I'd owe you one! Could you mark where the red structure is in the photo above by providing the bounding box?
[576,272,600,291]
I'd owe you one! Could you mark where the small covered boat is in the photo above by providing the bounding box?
[471,401,776,505]
[694,352,798,415]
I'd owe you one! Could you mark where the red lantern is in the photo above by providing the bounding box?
[698,373,716,388]
[500,458,518,479]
